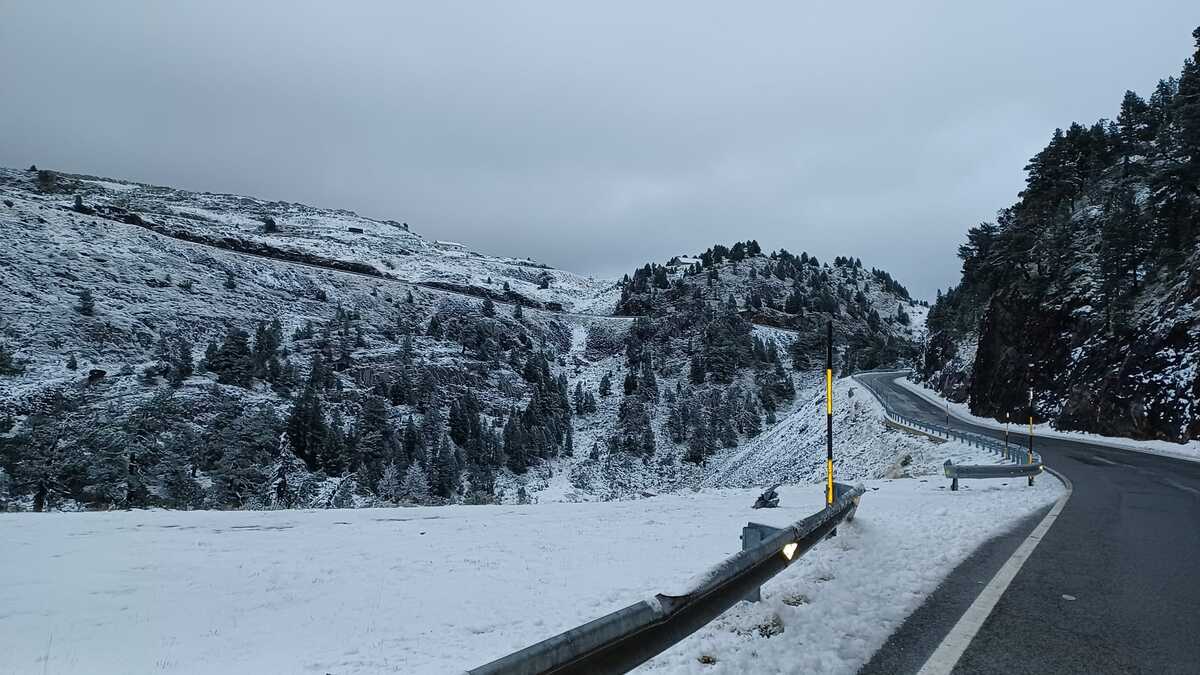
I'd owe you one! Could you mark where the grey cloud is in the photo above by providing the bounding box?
[2,1,1195,297]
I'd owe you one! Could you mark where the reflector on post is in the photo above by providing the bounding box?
[782,542,799,560]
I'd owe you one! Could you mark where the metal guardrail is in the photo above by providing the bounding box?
[942,459,1041,491]
[854,372,1044,491]
[468,482,866,675]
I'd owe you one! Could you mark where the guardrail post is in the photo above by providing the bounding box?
[740,523,783,603]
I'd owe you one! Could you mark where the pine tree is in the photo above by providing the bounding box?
[598,372,612,397]
[9,414,69,511]
[401,463,430,503]
[688,354,705,384]
[611,395,654,456]
[417,368,439,412]
[431,435,459,497]
[666,403,687,443]
[77,289,95,316]
[390,369,412,405]
[209,410,276,509]
[742,392,762,437]
[1177,28,1200,176]
[428,315,443,338]
[513,303,524,319]
[155,335,174,363]
[211,326,254,387]
[86,429,130,508]
[286,356,330,471]
[330,474,359,508]
[0,466,9,511]
[481,297,496,317]
[251,320,282,380]
[714,393,738,447]
[66,353,78,371]
[1117,90,1155,150]
[623,371,638,396]
[640,355,658,402]
[169,337,194,386]
[265,433,308,509]
[377,462,402,504]
[504,416,530,473]
[398,415,418,465]
[420,405,444,459]
[318,408,348,476]
[573,382,586,415]
[685,409,713,465]
[0,342,22,376]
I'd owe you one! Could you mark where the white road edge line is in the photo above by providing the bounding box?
[915,467,1073,675]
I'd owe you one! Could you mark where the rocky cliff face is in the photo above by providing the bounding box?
[964,271,1200,442]
[922,26,1200,444]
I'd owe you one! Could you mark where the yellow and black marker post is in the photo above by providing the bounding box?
[1027,388,1035,486]
[826,321,836,534]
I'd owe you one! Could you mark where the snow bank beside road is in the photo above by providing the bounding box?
[705,376,965,488]
[0,462,1062,674]
[896,376,1200,464]
[641,476,1062,674]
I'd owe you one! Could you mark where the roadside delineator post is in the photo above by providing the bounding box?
[1004,412,1010,460]
[826,321,836,536]
[1027,388,1035,486]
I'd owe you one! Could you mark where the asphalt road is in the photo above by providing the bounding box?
[856,372,1200,675]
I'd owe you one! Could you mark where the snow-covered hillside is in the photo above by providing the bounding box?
[0,164,927,512]
[703,377,947,488]
[4,167,619,313]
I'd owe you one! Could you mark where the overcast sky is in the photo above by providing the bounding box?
[2,2,1196,298]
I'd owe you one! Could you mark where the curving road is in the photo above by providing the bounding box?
[856,372,1200,675]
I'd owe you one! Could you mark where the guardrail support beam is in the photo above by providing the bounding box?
[740,522,784,603]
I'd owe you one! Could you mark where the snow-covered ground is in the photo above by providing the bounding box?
[704,376,955,488]
[0,446,1062,675]
[896,376,1200,464]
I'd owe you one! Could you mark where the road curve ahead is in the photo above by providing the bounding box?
[857,372,1200,675]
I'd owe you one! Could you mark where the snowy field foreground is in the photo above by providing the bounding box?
[896,377,1200,464]
[0,459,1062,675]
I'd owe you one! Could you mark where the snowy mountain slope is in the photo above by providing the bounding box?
[512,323,808,503]
[1,164,927,512]
[2,171,630,509]
[3,167,619,313]
[0,178,594,413]
[616,243,926,376]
